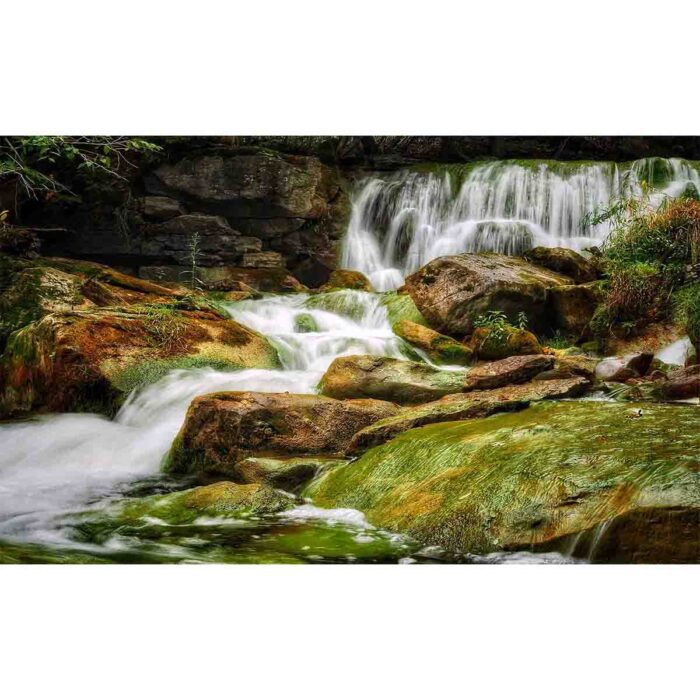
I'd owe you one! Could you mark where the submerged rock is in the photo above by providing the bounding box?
[404,252,571,336]
[114,482,297,525]
[393,320,473,366]
[522,246,598,284]
[307,402,700,562]
[320,269,373,292]
[164,391,398,475]
[0,307,279,417]
[318,355,466,404]
[347,376,590,453]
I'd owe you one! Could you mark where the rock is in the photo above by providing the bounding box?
[145,152,340,220]
[522,246,598,283]
[144,151,350,288]
[318,355,466,404]
[549,282,602,339]
[294,313,318,333]
[0,255,185,349]
[320,269,373,292]
[164,391,399,475]
[0,307,279,418]
[463,354,554,391]
[307,401,700,562]
[469,325,542,360]
[536,354,599,380]
[595,352,654,382]
[138,196,185,221]
[380,292,429,327]
[139,264,306,292]
[655,365,700,400]
[348,376,590,453]
[143,214,262,267]
[116,482,297,524]
[240,251,284,268]
[393,320,473,366]
[226,456,346,492]
[404,252,571,336]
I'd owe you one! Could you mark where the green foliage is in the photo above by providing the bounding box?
[474,310,530,342]
[0,136,162,214]
[588,195,700,340]
[142,303,188,351]
[674,284,700,349]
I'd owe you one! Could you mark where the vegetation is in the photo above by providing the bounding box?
[0,136,161,219]
[586,193,700,347]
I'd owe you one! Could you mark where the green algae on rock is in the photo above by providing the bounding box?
[227,456,347,492]
[307,401,700,563]
[393,319,473,366]
[347,376,590,454]
[0,306,280,417]
[319,355,466,404]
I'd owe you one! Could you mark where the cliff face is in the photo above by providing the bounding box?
[20,136,700,288]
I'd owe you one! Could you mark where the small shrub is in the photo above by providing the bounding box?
[143,304,188,352]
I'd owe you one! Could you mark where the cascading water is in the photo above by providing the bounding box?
[342,157,700,290]
[0,291,423,561]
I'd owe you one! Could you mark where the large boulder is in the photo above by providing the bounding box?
[307,401,700,563]
[392,320,473,366]
[522,246,598,283]
[549,282,603,340]
[404,253,571,336]
[0,255,186,350]
[347,376,590,454]
[463,354,554,391]
[164,391,399,475]
[318,355,466,404]
[0,307,279,417]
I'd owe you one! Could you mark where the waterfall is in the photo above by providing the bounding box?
[342,157,700,291]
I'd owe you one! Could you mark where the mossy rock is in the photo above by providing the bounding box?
[307,401,700,562]
[392,319,472,366]
[294,312,319,333]
[469,326,542,360]
[320,269,373,292]
[380,292,429,327]
[0,306,280,417]
[304,290,369,321]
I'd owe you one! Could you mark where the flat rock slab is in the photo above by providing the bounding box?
[318,355,466,404]
[348,376,590,453]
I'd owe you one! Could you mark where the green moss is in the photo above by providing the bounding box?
[294,312,318,333]
[304,290,368,320]
[674,283,700,351]
[381,292,428,326]
[307,401,700,557]
[112,355,247,395]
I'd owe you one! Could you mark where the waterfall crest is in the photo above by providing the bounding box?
[341,157,700,291]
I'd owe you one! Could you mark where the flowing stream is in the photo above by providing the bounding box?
[0,292,451,563]
[342,157,700,290]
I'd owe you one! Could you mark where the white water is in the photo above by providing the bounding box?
[342,157,700,290]
[0,291,410,546]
